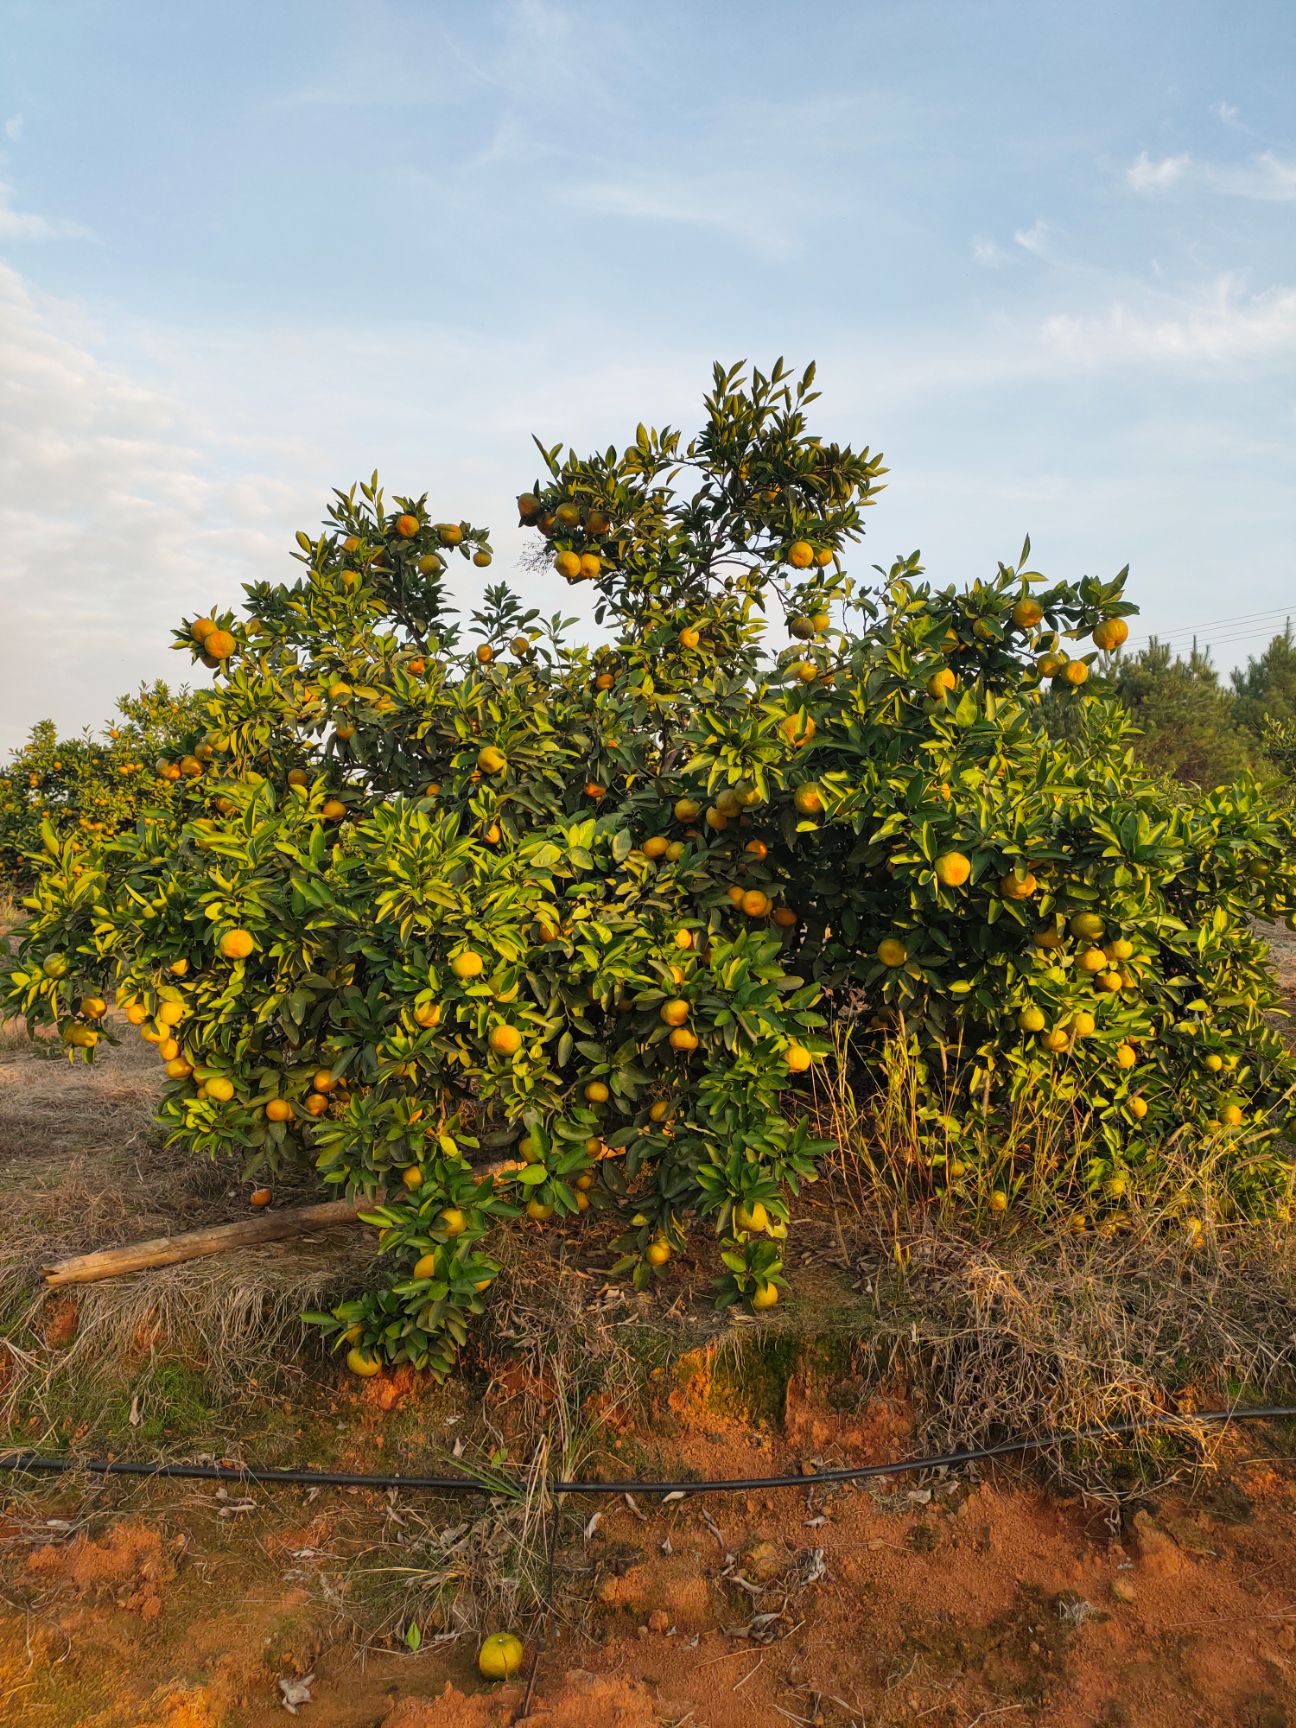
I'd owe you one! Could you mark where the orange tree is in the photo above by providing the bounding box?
[9,360,1296,1374]
[0,682,204,891]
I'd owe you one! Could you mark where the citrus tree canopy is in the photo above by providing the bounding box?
[10,360,1296,1373]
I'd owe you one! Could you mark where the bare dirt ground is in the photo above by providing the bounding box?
[3,1005,1296,1725]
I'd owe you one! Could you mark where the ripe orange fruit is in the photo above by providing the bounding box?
[674,797,701,822]
[787,540,814,569]
[668,1026,698,1052]
[579,553,601,580]
[510,635,530,656]
[204,629,236,660]
[1063,660,1090,687]
[779,712,815,748]
[1069,913,1104,940]
[489,1024,523,1057]
[265,1099,293,1123]
[191,617,217,643]
[772,906,798,928]
[441,1207,468,1237]
[584,1079,610,1103]
[1068,1010,1096,1039]
[877,938,907,967]
[346,1346,381,1378]
[437,523,463,544]
[206,1076,235,1102]
[250,1186,272,1207]
[1018,1005,1046,1033]
[751,1283,780,1310]
[644,835,670,859]
[157,1000,185,1027]
[321,798,347,819]
[1092,617,1129,651]
[741,889,771,917]
[678,625,701,650]
[478,1633,524,1680]
[1128,1095,1148,1120]
[1000,872,1037,900]
[934,852,971,888]
[478,745,507,775]
[305,1092,328,1116]
[451,950,485,981]
[785,1043,813,1073]
[554,550,583,580]
[745,838,769,860]
[646,1239,671,1267]
[220,929,255,960]
[476,644,494,664]
[660,998,690,1027]
[395,513,420,538]
[585,782,606,800]
[1077,948,1107,973]
[1041,1028,1069,1052]
[414,1001,443,1029]
[164,1057,192,1079]
[1115,1043,1137,1068]
[927,667,956,699]
[526,1199,555,1222]
[793,783,824,817]
[473,550,493,568]
[1011,598,1044,629]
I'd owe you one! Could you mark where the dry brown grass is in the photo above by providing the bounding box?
[0,1017,370,1444]
[804,1026,1296,1491]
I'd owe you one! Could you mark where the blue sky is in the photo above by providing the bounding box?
[1,0,1293,750]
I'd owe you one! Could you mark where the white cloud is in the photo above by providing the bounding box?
[0,264,294,750]
[1042,276,1296,366]
[1126,151,1192,192]
[556,174,797,258]
[972,236,1008,268]
[0,180,89,241]
[1013,219,1050,256]
[1127,148,1296,201]
[1209,151,1296,201]
[3,114,22,143]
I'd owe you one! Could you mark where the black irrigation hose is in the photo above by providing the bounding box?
[2,1406,1294,1499]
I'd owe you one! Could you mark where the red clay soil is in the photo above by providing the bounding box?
[4,1433,1296,1728]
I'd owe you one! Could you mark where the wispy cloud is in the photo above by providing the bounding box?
[1211,100,1249,131]
[0,180,89,241]
[1013,219,1050,256]
[557,174,797,258]
[1127,151,1192,192]
[3,114,22,143]
[972,235,1008,268]
[1042,276,1296,366]
[1127,149,1296,201]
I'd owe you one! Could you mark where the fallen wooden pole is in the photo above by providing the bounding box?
[40,1157,529,1289]
[42,1199,369,1289]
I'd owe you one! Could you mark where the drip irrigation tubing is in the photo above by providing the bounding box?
[2,1406,1295,1499]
